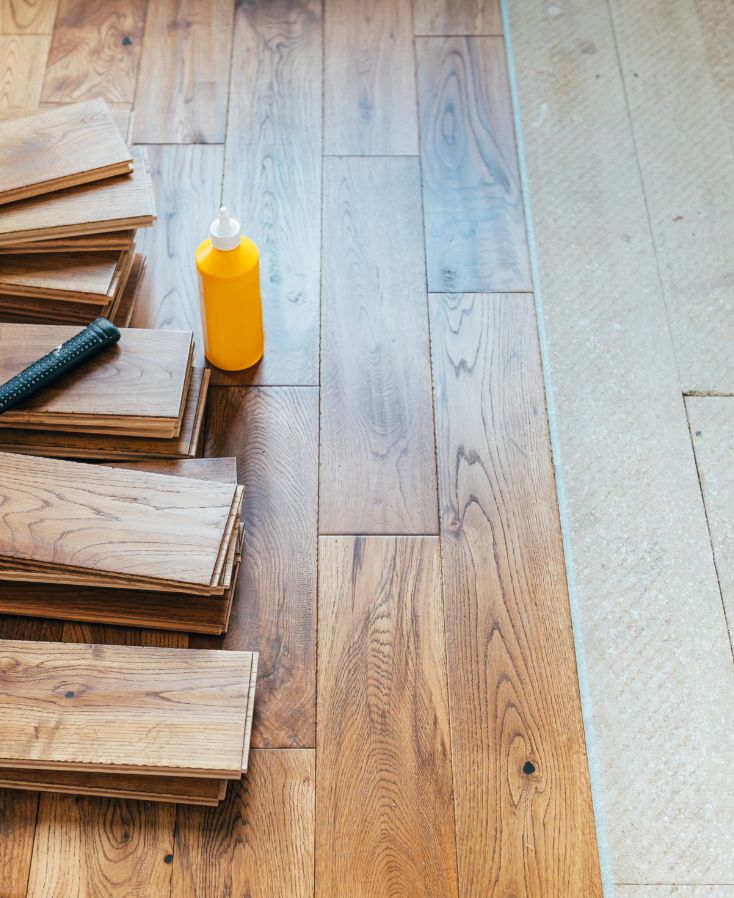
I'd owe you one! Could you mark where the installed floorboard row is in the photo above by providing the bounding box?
[0,35,50,112]
[324,0,417,155]
[320,156,438,535]
[133,0,233,143]
[416,36,530,293]
[413,0,503,35]
[218,0,321,387]
[41,0,147,103]
[132,144,221,365]
[202,386,318,748]
[316,536,458,898]
[172,749,314,898]
[0,0,59,34]
[430,292,602,896]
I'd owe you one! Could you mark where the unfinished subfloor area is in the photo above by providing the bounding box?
[0,0,731,896]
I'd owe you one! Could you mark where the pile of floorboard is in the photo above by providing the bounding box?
[0,100,155,325]
[0,639,257,806]
[0,453,244,635]
[0,323,209,460]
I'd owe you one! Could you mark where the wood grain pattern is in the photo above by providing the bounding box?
[0,0,59,34]
[172,749,314,898]
[202,386,317,748]
[416,37,530,292]
[0,35,51,112]
[0,453,237,591]
[0,148,155,246]
[0,784,38,898]
[316,536,458,897]
[0,640,253,776]
[413,0,502,35]
[133,0,233,142]
[0,251,121,299]
[430,293,602,896]
[320,156,438,534]
[0,100,131,205]
[218,0,321,386]
[0,366,209,460]
[26,792,176,898]
[324,0,417,154]
[0,325,192,431]
[132,145,221,364]
[42,0,147,102]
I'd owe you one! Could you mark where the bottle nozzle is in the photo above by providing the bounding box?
[210,205,240,251]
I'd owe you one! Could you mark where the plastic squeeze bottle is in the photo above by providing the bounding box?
[196,206,264,371]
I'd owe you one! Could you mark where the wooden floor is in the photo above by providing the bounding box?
[0,1,602,895]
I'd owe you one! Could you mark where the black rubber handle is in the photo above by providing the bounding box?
[0,318,121,414]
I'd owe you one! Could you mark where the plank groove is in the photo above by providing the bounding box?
[316,536,458,898]
[42,0,147,103]
[219,0,321,386]
[320,156,438,534]
[133,0,233,143]
[416,36,530,292]
[202,386,318,748]
[430,292,602,896]
[324,0,418,154]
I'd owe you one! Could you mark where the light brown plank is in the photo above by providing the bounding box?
[316,536,458,897]
[413,0,502,35]
[132,144,222,365]
[172,749,314,898]
[417,36,530,292]
[26,792,176,898]
[0,0,59,34]
[324,0,418,154]
[42,0,147,103]
[0,35,50,113]
[0,781,39,898]
[133,0,233,143]
[218,0,321,386]
[430,292,602,896]
[202,386,318,748]
[320,156,438,534]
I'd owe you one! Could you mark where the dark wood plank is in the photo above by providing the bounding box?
[132,144,223,366]
[201,386,317,748]
[416,37,531,292]
[430,292,603,896]
[413,0,502,35]
[324,0,417,154]
[133,0,234,143]
[218,0,321,386]
[172,749,314,898]
[316,536,458,898]
[320,156,438,534]
[42,0,147,103]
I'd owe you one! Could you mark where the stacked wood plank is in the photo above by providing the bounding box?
[0,454,244,635]
[0,640,257,805]
[0,100,155,325]
[0,324,209,460]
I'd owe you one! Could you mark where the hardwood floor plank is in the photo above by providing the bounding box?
[0,35,50,113]
[416,36,530,292]
[26,793,176,898]
[42,0,147,103]
[430,292,602,896]
[413,0,502,35]
[172,749,314,898]
[316,536,458,898]
[324,0,418,154]
[219,0,321,386]
[133,0,233,143]
[320,156,438,534]
[202,386,318,748]
[0,0,59,34]
[132,144,222,364]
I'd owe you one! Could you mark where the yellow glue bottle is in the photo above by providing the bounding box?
[196,206,264,371]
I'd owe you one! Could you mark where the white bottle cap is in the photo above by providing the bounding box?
[210,205,241,251]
